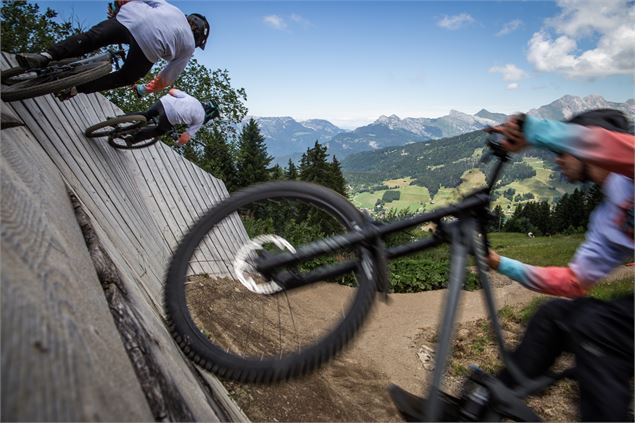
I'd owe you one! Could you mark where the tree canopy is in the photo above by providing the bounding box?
[0,0,77,53]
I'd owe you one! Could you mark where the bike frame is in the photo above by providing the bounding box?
[253,140,563,420]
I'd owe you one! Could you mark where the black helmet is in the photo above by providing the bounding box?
[188,13,210,50]
[202,99,220,123]
[566,108,631,134]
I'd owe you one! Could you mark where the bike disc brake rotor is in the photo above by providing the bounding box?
[233,234,296,294]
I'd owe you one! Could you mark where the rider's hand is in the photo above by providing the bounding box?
[107,3,117,18]
[487,249,501,270]
[178,132,191,145]
[133,84,148,98]
[485,114,528,153]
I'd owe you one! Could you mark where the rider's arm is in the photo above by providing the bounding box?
[178,114,204,145]
[496,183,633,298]
[168,88,186,98]
[497,257,587,298]
[144,55,191,94]
[524,116,635,178]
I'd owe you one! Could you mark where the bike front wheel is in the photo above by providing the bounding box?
[1,60,111,102]
[108,135,159,150]
[164,181,377,383]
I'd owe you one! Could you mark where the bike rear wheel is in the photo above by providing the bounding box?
[164,181,377,383]
[85,114,146,136]
[108,133,159,150]
[1,60,111,102]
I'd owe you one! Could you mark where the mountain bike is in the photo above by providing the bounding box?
[1,47,124,102]
[85,114,163,150]
[163,133,573,421]
[85,115,205,150]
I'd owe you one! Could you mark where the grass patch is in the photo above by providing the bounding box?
[488,233,584,266]
[588,277,634,300]
[351,184,430,212]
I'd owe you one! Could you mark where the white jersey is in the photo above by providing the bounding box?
[159,89,205,136]
[116,0,195,86]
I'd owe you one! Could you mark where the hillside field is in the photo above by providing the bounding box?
[350,156,575,216]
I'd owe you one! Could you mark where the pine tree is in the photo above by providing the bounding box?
[235,119,272,188]
[270,164,284,181]
[299,141,330,185]
[329,156,348,197]
[286,159,298,180]
[489,204,505,232]
[200,128,237,191]
[583,184,603,226]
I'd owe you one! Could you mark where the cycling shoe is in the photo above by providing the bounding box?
[16,53,51,69]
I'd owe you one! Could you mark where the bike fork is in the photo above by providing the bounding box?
[423,218,472,421]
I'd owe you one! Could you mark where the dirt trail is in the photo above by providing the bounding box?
[203,266,633,422]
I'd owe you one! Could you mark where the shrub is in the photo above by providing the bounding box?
[382,190,401,203]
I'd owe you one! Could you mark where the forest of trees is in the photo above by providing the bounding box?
[490,185,603,235]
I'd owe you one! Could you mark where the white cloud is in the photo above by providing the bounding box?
[496,19,522,36]
[290,13,313,29]
[489,64,527,89]
[437,13,474,30]
[526,0,635,77]
[263,15,287,30]
[489,64,527,81]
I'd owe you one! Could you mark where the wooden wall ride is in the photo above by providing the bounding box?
[1,53,248,421]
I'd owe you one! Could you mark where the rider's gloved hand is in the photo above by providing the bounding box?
[107,3,118,18]
[485,114,527,153]
[178,132,191,145]
[487,249,501,270]
[133,84,148,98]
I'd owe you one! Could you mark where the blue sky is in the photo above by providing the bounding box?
[43,1,634,128]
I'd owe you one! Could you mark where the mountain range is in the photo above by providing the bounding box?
[241,95,634,164]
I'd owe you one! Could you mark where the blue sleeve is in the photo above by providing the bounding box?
[523,116,583,155]
[498,256,529,284]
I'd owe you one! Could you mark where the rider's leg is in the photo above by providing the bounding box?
[497,298,582,386]
[16,18,131,70]
[570,295,633,421]
[47,18,130,61]
[130,103,173,143]
[139,100,163,121]
[74,40,152,94]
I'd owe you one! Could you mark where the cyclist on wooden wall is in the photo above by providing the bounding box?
[15,0,210,100]
[123,88,220,145]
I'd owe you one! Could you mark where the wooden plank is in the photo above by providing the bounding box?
[145,143,210,276]
[1,99,24,128]
[173,158,234,276]
[26,96,160,282]
[1,130,153,421]
[5,99,142,263]
[155,143,227,275]
[47,93,164,259]
[196,168,250,257]
[180,157,247,254]
[58,94,170,293]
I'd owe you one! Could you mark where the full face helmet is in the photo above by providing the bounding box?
[203,99,220,123]
[188,13,211,50]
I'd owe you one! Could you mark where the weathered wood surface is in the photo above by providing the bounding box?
[1,125,153,421]
[1,53,248,421]
[1,99,24,128]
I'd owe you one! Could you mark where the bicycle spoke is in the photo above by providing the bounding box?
[182,195,366,361]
